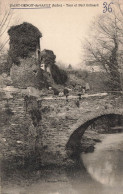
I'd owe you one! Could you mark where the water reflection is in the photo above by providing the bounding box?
[1,133,123,194]
[82,133,123,187]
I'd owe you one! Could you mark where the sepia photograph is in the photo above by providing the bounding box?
[0,0,123,193]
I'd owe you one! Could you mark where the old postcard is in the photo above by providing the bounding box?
[0,0,123,194]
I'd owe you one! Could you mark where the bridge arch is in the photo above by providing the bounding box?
[66,108,123,158]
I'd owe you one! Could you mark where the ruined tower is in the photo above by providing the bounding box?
[8,22,47,89]
[8,22,42,64]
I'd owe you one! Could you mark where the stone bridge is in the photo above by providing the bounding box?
[0,90,123,166]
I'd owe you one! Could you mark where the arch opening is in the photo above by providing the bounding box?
[66,113,123,160]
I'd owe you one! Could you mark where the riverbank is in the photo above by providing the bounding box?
[80,130,104,153]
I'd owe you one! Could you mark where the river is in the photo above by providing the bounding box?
[1,133,123,194]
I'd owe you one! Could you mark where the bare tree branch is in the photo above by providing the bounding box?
[0,39,9,52]
[82,2,123,91]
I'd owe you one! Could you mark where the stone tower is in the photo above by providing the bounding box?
[8,23,47,89]
[8,22,42,64]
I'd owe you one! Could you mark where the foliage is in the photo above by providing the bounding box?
[68,64,72,69]
[41,49,68,85]
[75,70,88,79]
[52,87,59,95]
[8,22,42,64]
[29,109,42,127]
[41,49,56,66]
[0,52,12,74]
[5,107,14,116]
[50,64,68,85]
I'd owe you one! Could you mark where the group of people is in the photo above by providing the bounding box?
[48,83,90,101]
[58,82,90,101]
[78,83,90,100]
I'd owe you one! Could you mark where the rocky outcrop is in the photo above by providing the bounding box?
[10,58,47,89]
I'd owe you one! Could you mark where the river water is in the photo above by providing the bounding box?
[1,133,123,194]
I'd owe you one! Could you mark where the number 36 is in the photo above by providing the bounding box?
[103,2,113,13]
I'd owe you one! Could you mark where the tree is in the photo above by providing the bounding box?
[0,0,16,53]
[0,51,11,74]
[0,7,12,74]
[83,2,123,91]
[0,10,11,52]
[0,2,20,74]
[68,64,72,69]
[41,49,68,85]
[50,64,68,85]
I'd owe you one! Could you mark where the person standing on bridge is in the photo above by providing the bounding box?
[85,82,90,93]
[78,86,82,100]
[64,87,69,102]
[82,86,85,95]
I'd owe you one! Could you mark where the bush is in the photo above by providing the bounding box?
[0,52,12,74]
[29,109,42,127]
[52,87,59,95]
[50,64,68,85]
[41,49,68,85]
[75,70,88,79]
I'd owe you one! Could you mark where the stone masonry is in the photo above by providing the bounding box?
[0,90,123,166]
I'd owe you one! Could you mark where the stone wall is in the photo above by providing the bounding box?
[10,58,47,89]
[0,91,123,167]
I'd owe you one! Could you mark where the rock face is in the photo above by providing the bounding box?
[10,58,47,89]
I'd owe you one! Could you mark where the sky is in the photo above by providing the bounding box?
[1,0,108,67]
